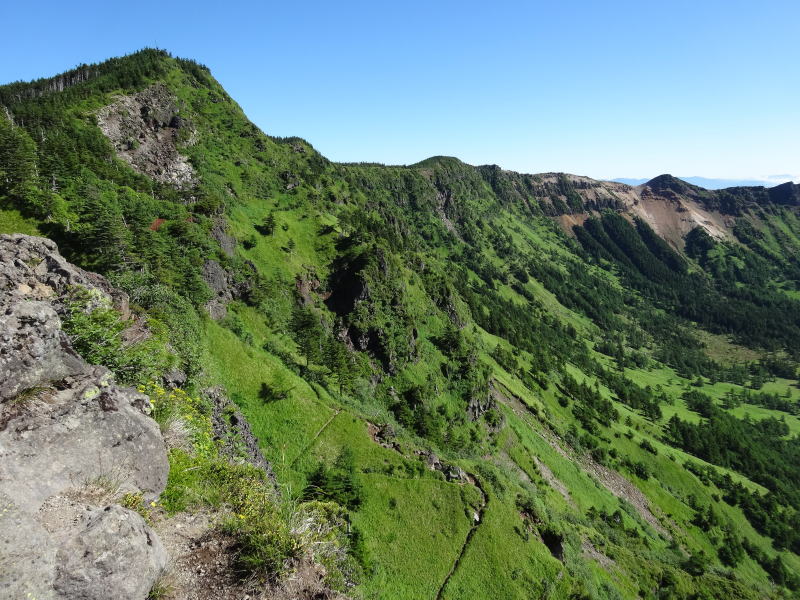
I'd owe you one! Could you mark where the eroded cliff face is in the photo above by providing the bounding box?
[97,83,197,189]
[0,234,169,600]
[480,169,735,248]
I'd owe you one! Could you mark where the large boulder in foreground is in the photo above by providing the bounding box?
[0,234,168,600]
[54,505,168,600]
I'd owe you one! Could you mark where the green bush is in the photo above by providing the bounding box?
[302,448,363,510]
[148,383,357,586]
[259,369,296,403]
[62,286,175,385]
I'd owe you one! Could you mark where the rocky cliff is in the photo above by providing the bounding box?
[0,234,169,600]
[0,234,335,600]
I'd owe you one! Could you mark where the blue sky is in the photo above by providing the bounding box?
[2,0,798,181]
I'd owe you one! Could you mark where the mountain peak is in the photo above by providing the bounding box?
[412,155,468,169]
[643,174,699,194]
[613,174,694,191]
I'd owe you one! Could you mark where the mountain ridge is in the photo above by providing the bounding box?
[1,49,800,600]
[613,175,799,190]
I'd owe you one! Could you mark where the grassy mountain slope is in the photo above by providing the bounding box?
[2,49,800,599]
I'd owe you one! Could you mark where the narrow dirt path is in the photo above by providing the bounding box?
[289,408,342,467]
[434,474,487,600]
[362,418,488,600]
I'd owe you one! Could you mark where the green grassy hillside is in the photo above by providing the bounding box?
[2,49,799,599]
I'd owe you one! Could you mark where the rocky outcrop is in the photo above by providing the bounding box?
[204,385,275,479]
[97,83,197,189]
[0,234,169,600]
[0,233,130,315]
[474,167,737,249]
[54,505,167,600]
[467,391,495,422]
[0,299,83,401]
[201,259,251,320]
[211,218,236,257]
[417,450,469,483]
[202,259,234,319]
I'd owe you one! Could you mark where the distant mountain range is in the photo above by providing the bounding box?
[612,175,798,190]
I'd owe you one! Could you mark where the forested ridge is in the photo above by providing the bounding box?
[2,49,800,599]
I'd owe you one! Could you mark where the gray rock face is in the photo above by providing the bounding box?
[96,83,197,190]
[203,259,232,320]
[0,234,168,600]
[162,368,188,389]
[54,505,167,600]
[205,385,275,481]
[201,259,251,320]
[0,491,57,599]
[0,300,83,401]
[416,450,470,483]
[0,233,130,317]
[467,391,495,422]
[1,365,168,508]
[211,218,236,257]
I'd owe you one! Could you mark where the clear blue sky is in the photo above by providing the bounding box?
[2,0,799,181]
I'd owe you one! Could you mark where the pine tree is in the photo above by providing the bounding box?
[0,114,39,209]
[260,212,276,235]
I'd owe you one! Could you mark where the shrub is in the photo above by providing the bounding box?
[348,526,373,575]
[622,459,650,480]
[145,383,215,457]
[147,383,357,586]
[682,551,710,576]
[302,448,363,510]
[639,439,658,455]
[259,370,296,403]
[62,286,175,385]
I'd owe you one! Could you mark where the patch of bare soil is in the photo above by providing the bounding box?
[496,450,533,486]
[151,511,243,600]
[487,382,577,507]
[268,558,349,600]
[581,538,615,570]
[489,380,547,426]
[535,425,573,462]
[532,456,574,507]
[535,426,670,538]
[578,455,669,538]
[631,187,731,248]
[557,213,590,234]
[152,511,348,600]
